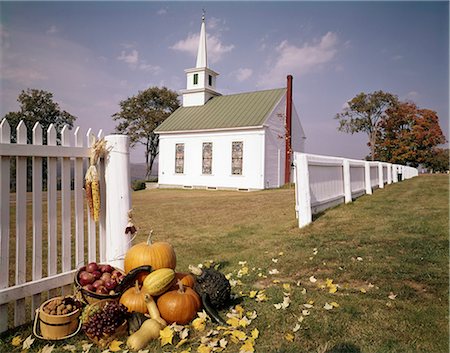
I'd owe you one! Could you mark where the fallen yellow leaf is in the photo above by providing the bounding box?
[160,325,174,346]
[192,317,206,331]
[283,283,291,291]
[328,285,338,293]
[109,340,123,352]
[11,336,22,346]
[197,344,212,353]
[231,330,247,341]
[285,333,294,342]
[249,291,258,298]
[360,288,367,293]
[251,328,259,339]
[239,339,255,353]
[226,317,240,328]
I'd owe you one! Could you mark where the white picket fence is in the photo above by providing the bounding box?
[0,119,132,333]
[294,152,418,228]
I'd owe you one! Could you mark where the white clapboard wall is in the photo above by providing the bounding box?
[293,152,419,228]
[0,119,132,333]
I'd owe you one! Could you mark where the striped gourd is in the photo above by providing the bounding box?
[143,268,175,296]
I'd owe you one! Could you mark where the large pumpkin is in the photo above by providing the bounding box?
[156,282,201,324]
[124,232,176,282]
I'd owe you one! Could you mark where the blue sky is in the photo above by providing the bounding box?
[1,1,448,163]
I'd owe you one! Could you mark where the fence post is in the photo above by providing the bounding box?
[378,162,384,188]
[104,135,131,270]
[343,159,352,203]
[364,162,372,195]
[295,153,312,228]
[392,165,398,183]
[387,163,392,184]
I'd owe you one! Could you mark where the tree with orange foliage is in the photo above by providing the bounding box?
[374,101,446,167]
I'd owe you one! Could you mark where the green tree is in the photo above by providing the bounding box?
[3,88,77,143]
[3,89,77,191]
[335,91,398,160]
[374,101,446,167]
[112,86,180,179]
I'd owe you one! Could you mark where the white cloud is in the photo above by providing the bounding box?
[157,8,167,16]
[46,25,58,35]
[257,32,339,88]
[117,49,139,65]
[207,17,228,32]
[117,48,161,74]
[405,91,419,99]
[232,68,253,82]
[170,33,234,64]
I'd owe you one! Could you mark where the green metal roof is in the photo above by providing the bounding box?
[155,88,286,133]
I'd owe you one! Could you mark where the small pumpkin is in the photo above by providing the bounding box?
[124,231,176,283]
[142,268,175,296]
[157,281,202,324]
[119,280,148,314]
[170,272,196,290]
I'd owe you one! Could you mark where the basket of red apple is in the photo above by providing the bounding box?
[75,262,152,305]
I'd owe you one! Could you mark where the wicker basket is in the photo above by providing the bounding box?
[82,299,128,348]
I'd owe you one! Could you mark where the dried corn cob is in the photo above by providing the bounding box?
[92,179,100,222]
[84,138,108,222]
[85,179,94,218]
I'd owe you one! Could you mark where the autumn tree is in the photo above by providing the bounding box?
[374,101,446,167]
[112,87,179,179]
[3,88,77,143]
[425,148,449,173]
[335,91,398,160]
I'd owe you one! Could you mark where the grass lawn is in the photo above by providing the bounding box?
[0,175,448,353]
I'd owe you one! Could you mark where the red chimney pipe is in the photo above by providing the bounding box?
[285,75,293,184]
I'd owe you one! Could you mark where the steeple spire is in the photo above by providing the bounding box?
[182,11,220,107]
[196,10,207,68]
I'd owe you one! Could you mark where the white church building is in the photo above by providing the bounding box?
[155,15,306,190]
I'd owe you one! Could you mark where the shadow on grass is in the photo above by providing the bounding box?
[326,342,362,353]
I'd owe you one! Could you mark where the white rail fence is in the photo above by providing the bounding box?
[0,118,131,333]
[294,152,418,228]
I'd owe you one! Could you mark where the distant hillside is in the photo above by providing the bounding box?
[130,161,158,181]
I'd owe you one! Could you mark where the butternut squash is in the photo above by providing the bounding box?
[126,318,161,351]
[144,293,167,327]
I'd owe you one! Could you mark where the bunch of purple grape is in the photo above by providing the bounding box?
[82,301,129,339]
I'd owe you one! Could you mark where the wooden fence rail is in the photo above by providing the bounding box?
[293,152,418,228]
[0,118,131,333]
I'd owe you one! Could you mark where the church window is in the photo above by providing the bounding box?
[175,143,184,174]
[231,142,243,175]
[202,142,212,174]
[208,75,212,86]
[193,74,198,85]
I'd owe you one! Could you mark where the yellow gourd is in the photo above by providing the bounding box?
[126,319,161,351]
[142,268,175,296]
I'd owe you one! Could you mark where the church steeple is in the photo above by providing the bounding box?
[196,11,207,68]
[181,12,220,107]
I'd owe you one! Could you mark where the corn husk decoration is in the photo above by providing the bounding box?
[85,138,108,222]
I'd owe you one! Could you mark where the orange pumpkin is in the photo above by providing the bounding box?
[119,281,148,314]
[156,282,201,324]
[124,232,176,283]
[170,272,195,290]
